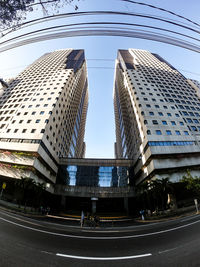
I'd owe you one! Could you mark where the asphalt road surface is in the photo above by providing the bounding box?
[0,209,200,267]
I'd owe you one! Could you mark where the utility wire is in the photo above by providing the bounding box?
[120,0,200,28]
[1,22,200,48]
[1,63,200,77]
[1,28,200,54]
[2,10,200,39]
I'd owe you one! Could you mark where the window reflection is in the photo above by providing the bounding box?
[57,165,133,188]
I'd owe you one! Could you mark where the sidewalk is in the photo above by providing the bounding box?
[0,198,198,228]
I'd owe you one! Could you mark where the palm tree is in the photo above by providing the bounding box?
[34,182,46,208]
[136,180,153,211]
[150,177,173,211]
[15,177,36,209]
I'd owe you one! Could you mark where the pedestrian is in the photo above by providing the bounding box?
[46,206,50,215]
[140,210,145,221]
[80,210,85,227]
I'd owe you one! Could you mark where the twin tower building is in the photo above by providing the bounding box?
[0,48,200,211]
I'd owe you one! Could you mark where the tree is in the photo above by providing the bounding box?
[14,177,47,209]
[15,177,36,208]
[136,180,152,211]
[33,181,46,207]
[137,177,173,213]
[0,0,79,30]
[181,170,200,197]
[150,177,173,211]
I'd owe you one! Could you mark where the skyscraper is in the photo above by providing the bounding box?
[114,49,200,185]
[0,49,88,191]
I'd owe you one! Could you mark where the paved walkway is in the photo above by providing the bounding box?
[0,198,198,228]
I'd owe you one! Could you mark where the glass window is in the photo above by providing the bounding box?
[175,130,181,135]
[35,119,40,123]
[191,126,197,131]
[149,112,154,116]
[186,118,192,123]
[166,130,172,135]
[171,121,176,125]
[162,121,167,125]
[156,130,162,135]
[158,112,163,116]
[167,113,172,117]
[152,120,158,125]
[184,131,189,135]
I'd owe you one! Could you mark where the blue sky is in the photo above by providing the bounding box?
[0,0,200,158]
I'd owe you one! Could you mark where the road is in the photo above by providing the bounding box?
[0,209,200,266]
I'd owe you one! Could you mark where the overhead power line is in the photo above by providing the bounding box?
[1,27,200,54]
[120,0,200,28]
[1,61,200,77]
[1,22,200,48]
[2,10,200,39]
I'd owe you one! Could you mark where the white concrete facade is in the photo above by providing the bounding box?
[0,49,88,191]
[114,49,200,184]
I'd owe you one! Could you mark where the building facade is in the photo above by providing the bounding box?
[56,158,135,213]
[0,49,88,192]
[114,49,200,185]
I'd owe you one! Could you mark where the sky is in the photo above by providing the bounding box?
[0,0,200,158]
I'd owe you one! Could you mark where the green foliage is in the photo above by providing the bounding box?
[181,170,200,196]
[14,177,46,207]
[0,0,79,30]
[137,177,173,212]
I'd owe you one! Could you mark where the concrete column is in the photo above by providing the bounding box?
[167,193,177,211]
[91,197,98,214]
[61,196,66,209]
[92,200,96,214]
[124,197,129,214]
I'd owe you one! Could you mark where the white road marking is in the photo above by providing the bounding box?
[0,210,41,227]
[56,253,152,260]
[41,251,54,255]
[82,230,120,233]
[159,246,180,254]
[180,214,198,222]
[0,215,200,240]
